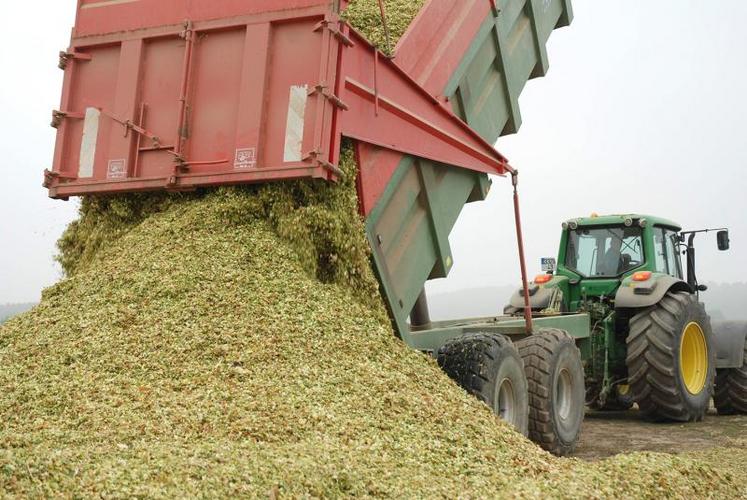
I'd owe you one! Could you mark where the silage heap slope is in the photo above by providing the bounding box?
[0,186,741,497]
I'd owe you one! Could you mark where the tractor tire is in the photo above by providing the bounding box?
[714,343,747,415]
[438,333,529,436]
[627,291,715,422]
[516,329,585,456]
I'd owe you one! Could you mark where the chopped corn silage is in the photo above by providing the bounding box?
[1,7,742,497]
[0,143,741,497]
[344,0,427,53]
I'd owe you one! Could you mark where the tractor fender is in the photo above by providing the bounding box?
[508,286,556,310]
[614,274,692,309]
[711,321,747,369]
[507,276,567,311]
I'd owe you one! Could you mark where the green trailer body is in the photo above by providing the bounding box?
[360,0,576,350]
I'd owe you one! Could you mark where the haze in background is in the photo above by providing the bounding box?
[427,0,747,301]
[0,1,745,307]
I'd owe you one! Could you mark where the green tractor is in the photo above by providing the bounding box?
[505,214,747,425]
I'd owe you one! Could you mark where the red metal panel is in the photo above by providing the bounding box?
[74,0,329,37]
[394,0,489,98]
[355,143,404,217]
[46,1,509,200]
[338,28,507,177]
[136,37,183,179]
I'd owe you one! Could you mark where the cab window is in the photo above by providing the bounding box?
[566,226,644,278]
[653,227,683,278]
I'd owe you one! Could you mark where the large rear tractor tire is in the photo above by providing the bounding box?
[714,343,747,415]
[517,329,585,456]
[627,292,715,422]
[438,333,529,435]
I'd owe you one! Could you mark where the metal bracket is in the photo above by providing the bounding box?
[50,110,84,128]
[304,150,344,177]
[58,50,92,70]
[98,108,162,148]
[313,19,354,47]
[43,169,77,188]
[309,84,349,110]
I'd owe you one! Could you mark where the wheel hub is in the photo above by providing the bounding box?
[680,322,708,395]
[497,378,516,424]
[556,368,572,421]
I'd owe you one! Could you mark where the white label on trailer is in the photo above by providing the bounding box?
[234,148,257,169]
[78,107,100,179]
[283,85,308,163]
[107,159,127,179]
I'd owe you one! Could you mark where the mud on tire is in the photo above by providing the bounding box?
[627,291,715,422]
[438,333,529,436]
[714,343,747,415]
[516,328,585,456]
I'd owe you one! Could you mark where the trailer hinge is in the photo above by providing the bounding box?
[50,110,84,128]
[43,169,77,188]
[309,85,349,110]
[304,151,344,177]
[58,50,92,70]
[313,19,354,47]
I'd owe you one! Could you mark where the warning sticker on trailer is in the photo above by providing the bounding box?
[107,159,127,180]
[234,148,257,169]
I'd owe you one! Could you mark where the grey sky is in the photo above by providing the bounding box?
[1,1,746,304]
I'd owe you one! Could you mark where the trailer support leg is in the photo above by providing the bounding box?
[410,289,432,331]
[510,169,534,334]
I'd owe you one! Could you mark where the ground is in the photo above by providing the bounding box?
[577,408,747,461]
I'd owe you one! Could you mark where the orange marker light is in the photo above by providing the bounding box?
[534,274,553,284]
[632,271,652,282]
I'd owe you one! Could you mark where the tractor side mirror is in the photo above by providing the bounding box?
[717,230,730,251]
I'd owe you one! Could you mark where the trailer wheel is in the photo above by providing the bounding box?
[714,343,747,415]
[627,292,715,422]
[438,333,529,435]
[516,329,585,456]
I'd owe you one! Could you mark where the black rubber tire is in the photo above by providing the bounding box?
[714,343,747,415]
[516,329,585,456]
[627,291,715,422]
[438,333,529,436]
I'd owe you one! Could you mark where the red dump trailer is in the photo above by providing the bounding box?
[48,0,510,199]
[46,0,590,454]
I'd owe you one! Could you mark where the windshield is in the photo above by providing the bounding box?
[565,226,644,278]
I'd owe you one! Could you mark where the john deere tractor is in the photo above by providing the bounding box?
[505,214,747,422]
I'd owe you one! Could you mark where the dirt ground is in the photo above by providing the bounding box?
[576,408,747,461]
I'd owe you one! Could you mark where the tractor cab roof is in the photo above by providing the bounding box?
[568,214,682,231]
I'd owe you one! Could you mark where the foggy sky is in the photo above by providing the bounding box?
[1,1,746,304]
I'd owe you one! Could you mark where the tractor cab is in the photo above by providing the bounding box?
[555,214,683,313]
[506,214,730,315]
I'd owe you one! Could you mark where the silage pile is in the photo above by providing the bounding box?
[0,142,742,497]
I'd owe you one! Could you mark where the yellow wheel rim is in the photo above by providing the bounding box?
[680,322,708,395]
